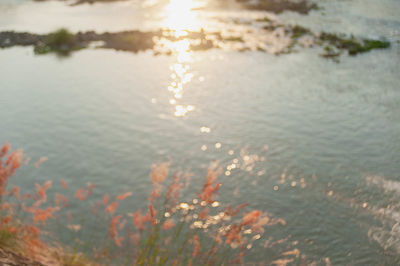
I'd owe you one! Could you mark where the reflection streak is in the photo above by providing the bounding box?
[159,0,204,117]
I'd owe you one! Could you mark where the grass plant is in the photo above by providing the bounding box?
[0,142,271,265]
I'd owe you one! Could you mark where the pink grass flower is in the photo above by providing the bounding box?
[35,181,52,202]
[110,215,124,246]
[0,145,23,195]
[199,208,209,219]
[116,192,132,201]
[150,163,169,184]
[34,157,48,168]
[130,233,140,247]
[0,142,11,158]
[110,215,122,238]
[114,236,124,247]
[198,163,222,203]
[242,210,261,226]
[149,204,157,225]
[54,193,69,207]
[5,149,23,175]
[225,225,241,244]
[132,210,150,230]
[2,216,11,225]
[106,202,119,214]
[251,216,270,234]
[60,179,67,190]
[74,184,94,201]
[165,175,183,207]
[103,193,109,205]
[31,207,60,222]
[162,219,174,230]
[192,235,201,258]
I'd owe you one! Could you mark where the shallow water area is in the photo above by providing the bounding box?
[1,0,400,264]
[0,0,242,33]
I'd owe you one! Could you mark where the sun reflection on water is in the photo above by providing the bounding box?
[165,39,196,117]
[158,0,206,117]
[162,0,204,36]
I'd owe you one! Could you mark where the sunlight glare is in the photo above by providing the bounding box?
[162,0,204,36]
[157,0,207,117]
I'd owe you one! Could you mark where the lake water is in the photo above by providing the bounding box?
[0,0,400,264]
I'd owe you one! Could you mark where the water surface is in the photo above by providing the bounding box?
[0,0,400,264]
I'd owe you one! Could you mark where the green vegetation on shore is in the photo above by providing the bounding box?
[282,24,391,58]
[238,0,319,14]
[0,25,391,60]
[34,28,81,56]
[291,25,311,39]
[319,32,390,56]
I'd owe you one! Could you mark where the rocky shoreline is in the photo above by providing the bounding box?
[0,30,159,55]
[0,26,390,59]
[237,0,318,14]
[33,0,319,14]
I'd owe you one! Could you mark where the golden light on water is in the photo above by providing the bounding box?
[162,0,204,36]
[164,38,195,117]
[154,0,208,117]
[167,42,195,117]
